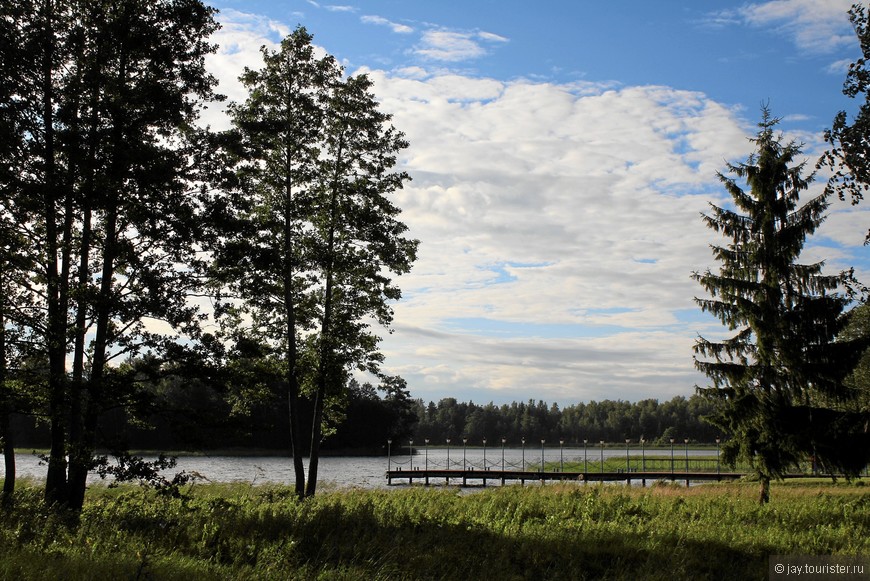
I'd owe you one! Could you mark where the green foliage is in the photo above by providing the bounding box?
[821,3,870,241]
[0,481,867,579]
[839,303,870,406]
[411,394,723,444]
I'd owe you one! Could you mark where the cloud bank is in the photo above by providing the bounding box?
[200,7,867,405]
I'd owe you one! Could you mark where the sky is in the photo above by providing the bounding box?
[200,0,870,406]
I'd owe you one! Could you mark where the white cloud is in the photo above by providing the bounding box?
[415,30,487,62]
[356,68,772,401]
[477,31,509,43]
[361,15,414,34]
[414,30,508,62]
[200,9,287,129]
[202,10,865,405]
[736,0,855,53]
[826,57,853,75]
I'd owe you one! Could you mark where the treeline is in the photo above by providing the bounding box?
[410,394,723,445]
[9,384,722,453]
[7,374,418,455]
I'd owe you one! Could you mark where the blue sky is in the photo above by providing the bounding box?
[202,0,870,405]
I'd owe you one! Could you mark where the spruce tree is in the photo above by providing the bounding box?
[693,108,869,503]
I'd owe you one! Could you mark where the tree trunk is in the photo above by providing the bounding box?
[68,22,128,511]
[0,243,13,503]
[67,188,117,512]
[39,0,68,506]
[1,416,13,503]
[283,139,306,499]
[0,309,13,503]
[68,52,100,498]
[305,262,331,498]
[306,133,345,498]
[759,475,771,504]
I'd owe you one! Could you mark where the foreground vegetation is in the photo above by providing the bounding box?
[0,479,866,580]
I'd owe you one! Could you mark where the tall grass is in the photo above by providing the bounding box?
[0,479,867,580]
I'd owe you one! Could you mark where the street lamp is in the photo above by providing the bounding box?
[670,438,675,474]
[501,438,506,472]
[684,438,689,473]
[387,439,392,472]
[446,438,451,469]
[424,439,430,485]
[463,438,468,471]
[483,437,487,470]
[625,439,631,473]
[521,437,526,471]
[583,439,588,473]
[409,439,413,471]
[716,437,721,474]
[540,440,545,473]
[600,440,605,473]
[559,439,565,472]
[640,438,646,471]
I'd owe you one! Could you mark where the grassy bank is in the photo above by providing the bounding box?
[0,479,867,580]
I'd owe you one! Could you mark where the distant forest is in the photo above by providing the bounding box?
[10,385,722,452]
[409,394,722,445]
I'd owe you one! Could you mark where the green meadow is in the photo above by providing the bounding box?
[0,478,867,580]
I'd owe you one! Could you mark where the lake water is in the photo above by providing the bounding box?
[3,447,719,489]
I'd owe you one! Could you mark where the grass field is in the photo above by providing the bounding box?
[0,478,867,580]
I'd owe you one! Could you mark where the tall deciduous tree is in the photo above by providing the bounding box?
[219,27,417,498]
[304,73,417,496]
[0,0,220,510]
[218,28,337,498]
[693,109,870,504]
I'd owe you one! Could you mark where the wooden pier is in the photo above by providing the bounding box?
[385,468,746,487]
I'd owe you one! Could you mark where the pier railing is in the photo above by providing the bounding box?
[384,438,863,487]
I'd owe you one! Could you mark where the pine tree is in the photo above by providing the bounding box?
[693,108,870,503]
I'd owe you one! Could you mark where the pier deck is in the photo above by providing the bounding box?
[385,468,746,486]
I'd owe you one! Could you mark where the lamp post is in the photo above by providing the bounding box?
[483,437,487,470]
[409,439,413,471]
[583,439,588,473]
[521,437,526,471]
[600,440,605,473]
[684,438,689,473]
[540,440,545,473]
[625,439,631,473]
[501,438,506,472]
[463,438,468,471]
[640,438,646,471]
[559,439,564,472]
[424,439,430,485]
[387,439,392,472]
[446,438,451,469]
[716,437,721,475]
[670,438,675,474]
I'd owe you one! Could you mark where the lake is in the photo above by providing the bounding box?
[3,446,720,489]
